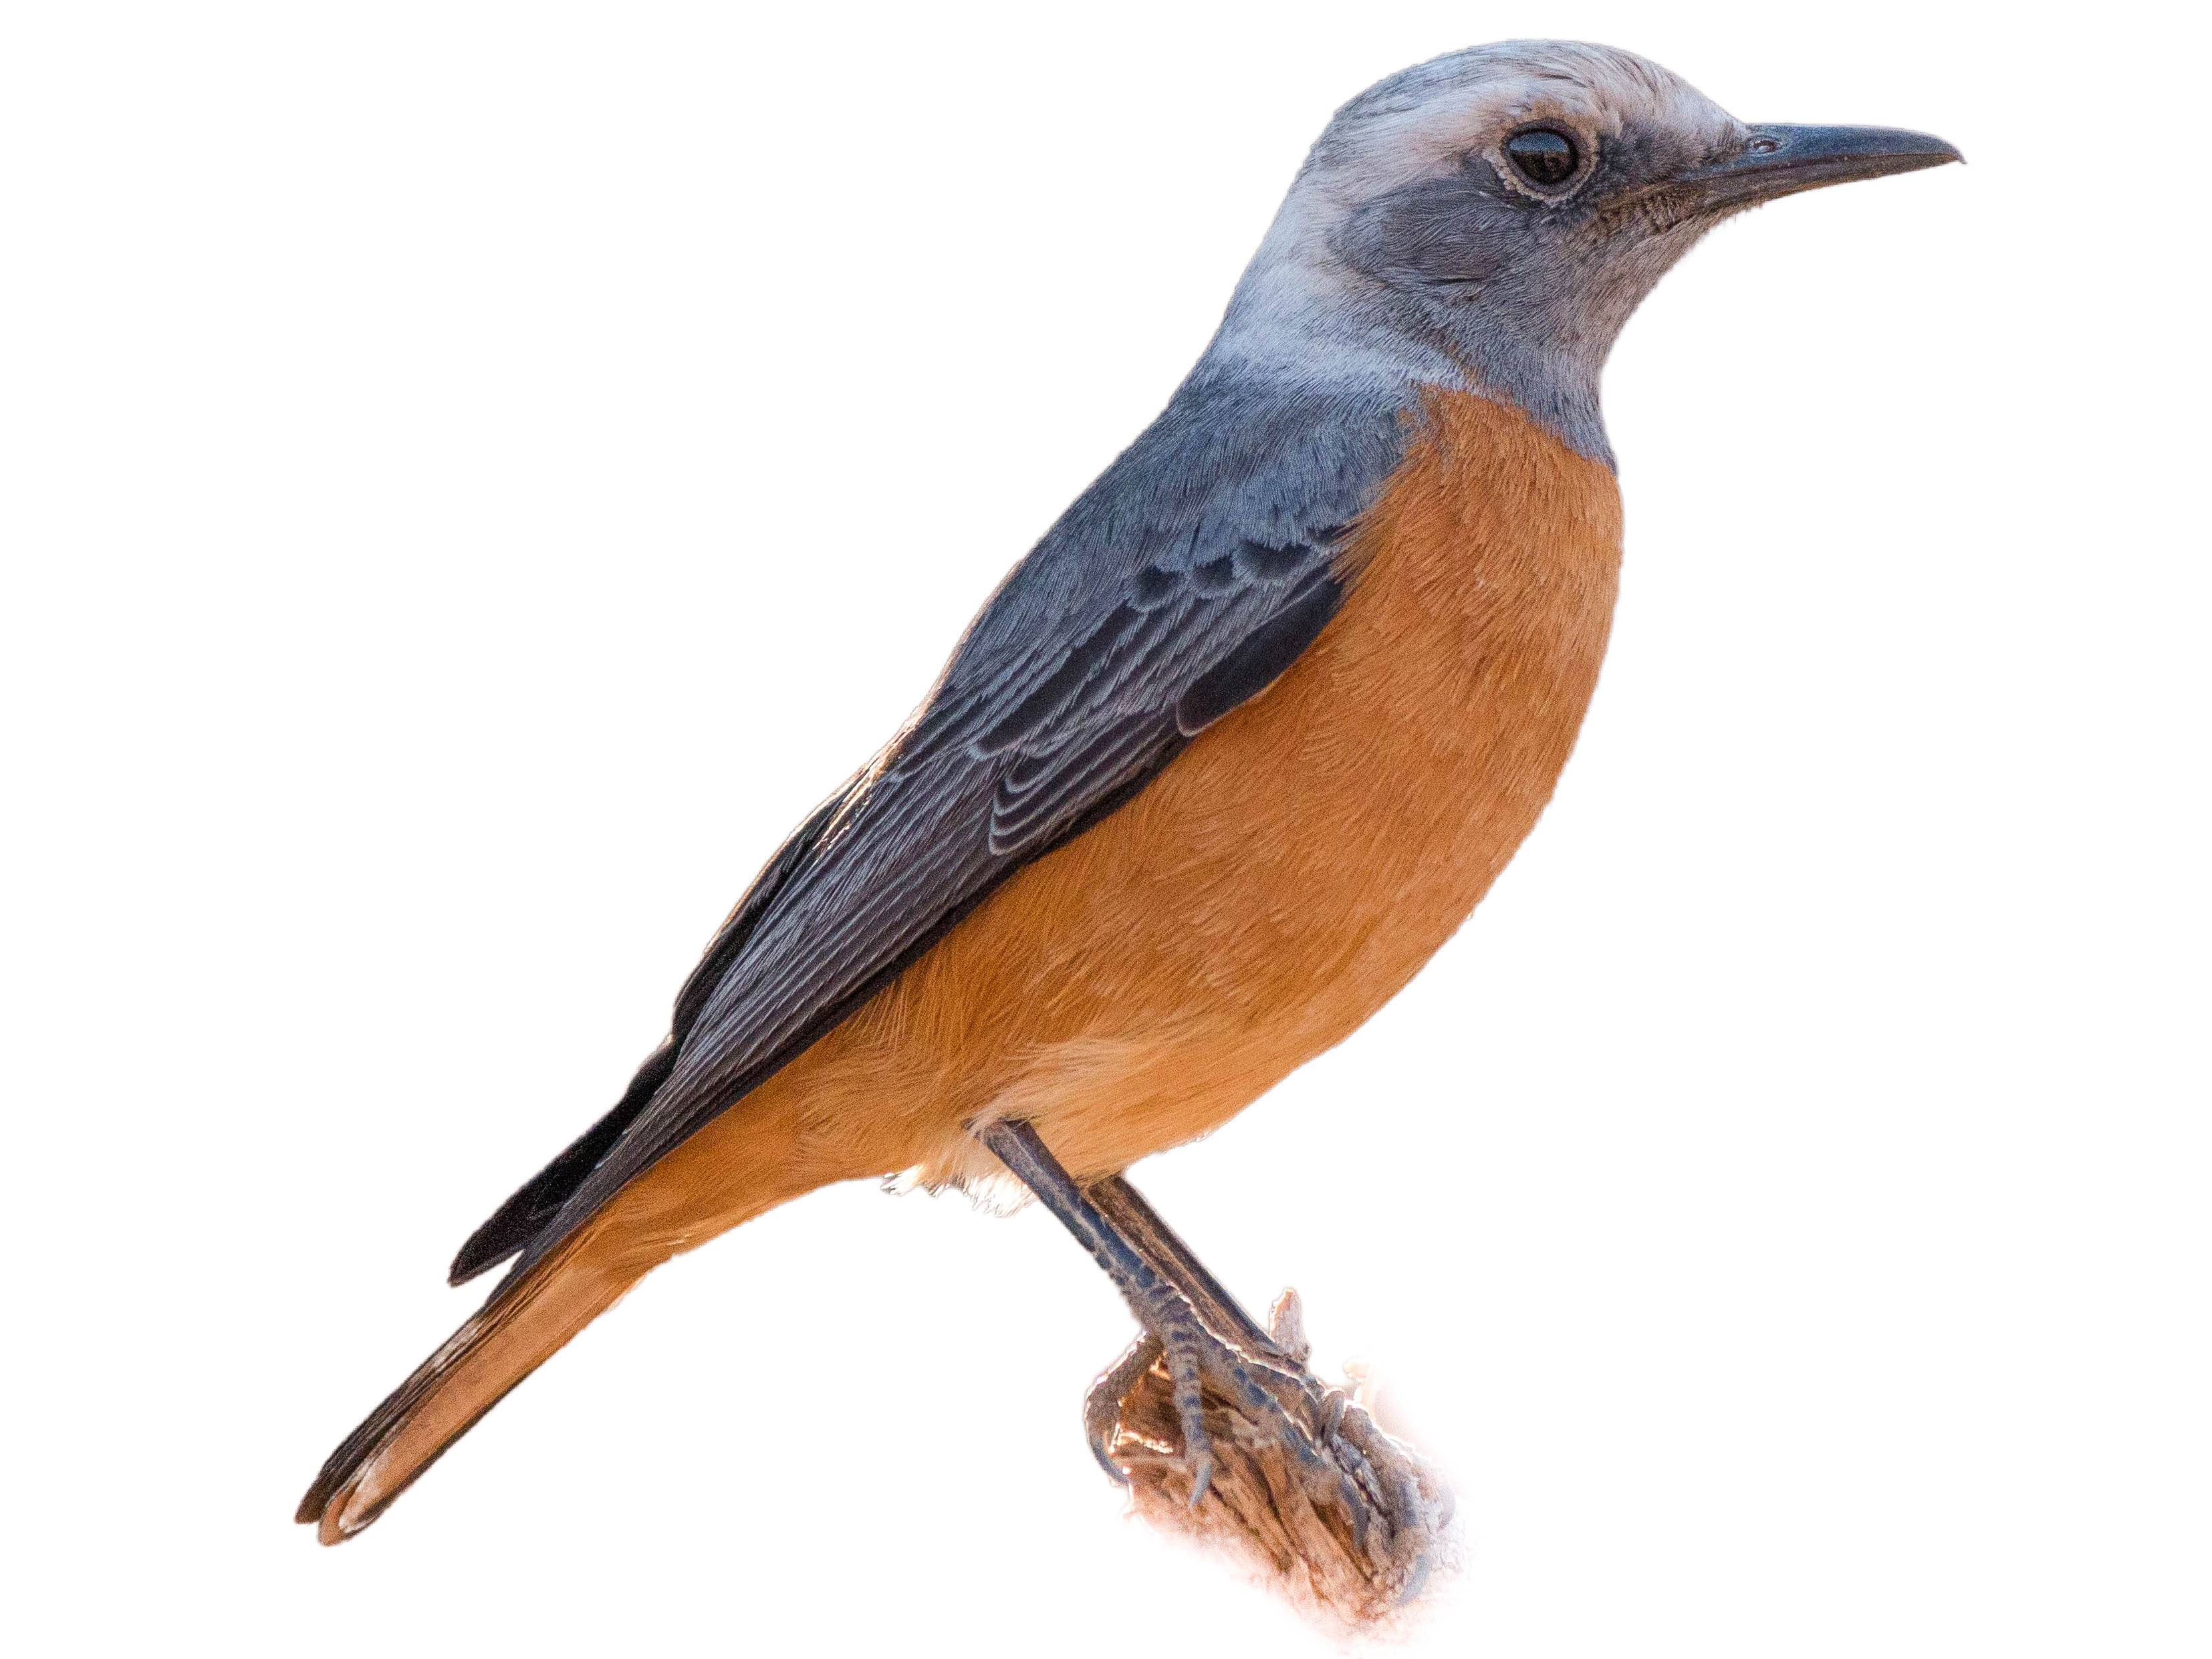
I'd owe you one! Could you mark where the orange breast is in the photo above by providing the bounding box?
[851,388,1620,1185]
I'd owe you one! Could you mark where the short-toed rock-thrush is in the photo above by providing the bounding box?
[300,40,1959,1545]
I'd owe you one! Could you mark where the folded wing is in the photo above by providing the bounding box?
[475,374,1414,1285]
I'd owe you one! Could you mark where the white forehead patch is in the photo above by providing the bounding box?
[1306,40,1739,195]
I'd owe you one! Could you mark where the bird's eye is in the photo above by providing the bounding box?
[1503,127,1580,189]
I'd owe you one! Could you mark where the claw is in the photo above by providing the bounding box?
[1185,1446,1216,1509]
[1082,1331,1162,1484]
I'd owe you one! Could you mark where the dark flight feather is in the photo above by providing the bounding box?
[446,783,856,1283]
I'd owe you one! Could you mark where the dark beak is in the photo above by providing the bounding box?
[1675,123,1963,214]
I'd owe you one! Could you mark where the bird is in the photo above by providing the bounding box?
[299,39,1959,1544]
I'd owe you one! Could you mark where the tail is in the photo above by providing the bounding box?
[295,1231,648,1545]
[299,1049,838,1543]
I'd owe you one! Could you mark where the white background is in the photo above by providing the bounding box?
[4,3,2205,1654]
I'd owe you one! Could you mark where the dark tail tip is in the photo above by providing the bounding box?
[295,1376,416,1534]
[447,1218,526,1287]
[295,1308,496,1541]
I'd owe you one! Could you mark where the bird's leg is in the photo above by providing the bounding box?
[1085,1172,1379,1485]
[1086,1174,1283,1356]
[975,1118,1454,1616]
[974,1118,1320,1505]
[1076,1168,1287,1485]
[1092,1183,1422,1534]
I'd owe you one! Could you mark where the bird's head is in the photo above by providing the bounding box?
[1215,41,1960,462]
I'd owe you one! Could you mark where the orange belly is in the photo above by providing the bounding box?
[593,388,1622,1259]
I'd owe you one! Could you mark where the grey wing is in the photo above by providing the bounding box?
[495,374,1412,1282]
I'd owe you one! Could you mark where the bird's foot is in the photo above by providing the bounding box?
[1094,1279,1328,1509]
[965,1128,1451,1623]
[1088,1284,1455,1622]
